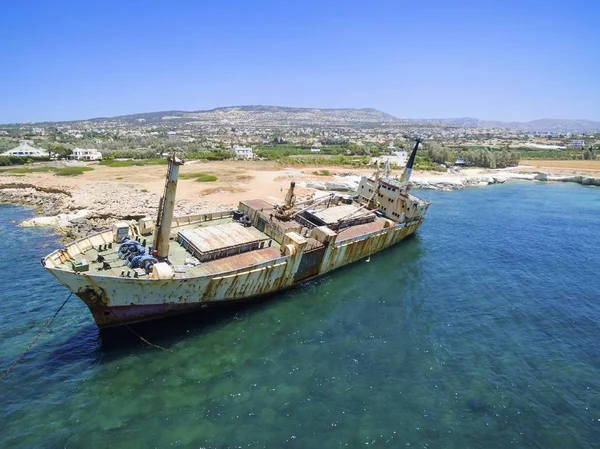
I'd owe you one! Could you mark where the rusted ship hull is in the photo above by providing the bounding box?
[45,218,424,328]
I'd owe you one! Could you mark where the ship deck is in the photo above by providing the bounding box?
[54,217,284,279]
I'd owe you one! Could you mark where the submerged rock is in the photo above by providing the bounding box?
[466,398,490,413]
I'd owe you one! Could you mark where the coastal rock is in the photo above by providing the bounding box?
[510,173,537,181]
[527,173,600,186]
[303,180,359,191]
[550,175,582,183]
[324,181,358,191]
[303,180,326,190]
[21,209,91,227]
[581,177,600,186]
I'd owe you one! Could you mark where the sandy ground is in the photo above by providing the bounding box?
[0,161,510,208]
[0,159,597,224]
[518,159,600,175]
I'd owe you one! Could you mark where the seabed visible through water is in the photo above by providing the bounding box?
[1,181,600,448]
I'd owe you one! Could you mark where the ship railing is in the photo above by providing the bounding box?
[43,228,116,268]
[171,210,235,227]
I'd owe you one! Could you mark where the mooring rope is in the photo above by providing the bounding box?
[0,292,171,383]
[123,324,172,352]
[104,306,171,352]
[0,293,73,383]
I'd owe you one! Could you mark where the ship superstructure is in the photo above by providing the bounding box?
[42,140,430,328]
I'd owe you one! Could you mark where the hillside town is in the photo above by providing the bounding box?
[1,107,599,167]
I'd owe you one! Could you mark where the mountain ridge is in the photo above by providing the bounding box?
[420,117,600,133]
[3,106,599,133]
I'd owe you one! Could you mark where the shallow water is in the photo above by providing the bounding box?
[1,181,600,448]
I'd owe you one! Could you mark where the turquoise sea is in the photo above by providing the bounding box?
[1,181,599,448]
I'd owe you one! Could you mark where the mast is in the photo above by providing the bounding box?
[400,138,422,183]
[283,181,296,209]
[152,155,184,260]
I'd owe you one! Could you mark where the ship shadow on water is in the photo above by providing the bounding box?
[36,232,425,368]
[97,294,284,356]
[96,232,425,357]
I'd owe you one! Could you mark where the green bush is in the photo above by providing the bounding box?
[0,156,51,166]
[0,165,94,176]
[0,166,56,174]
[54,167,94,176]
[99,158,168,167]
[180,172,217,182]
[195,174,217,182]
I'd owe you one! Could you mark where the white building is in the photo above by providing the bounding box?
[569,140,585,148]
[70,148,103,161]
[371,152,408,167]
[310,146,321,153]
[228,146,254,159]
[1,141,49,158]
[391,150,407,159]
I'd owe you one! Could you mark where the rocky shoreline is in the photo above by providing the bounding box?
[302,172,600,192]
[411,173,600,190]
[1,169,598,241]
[0,181,231,241]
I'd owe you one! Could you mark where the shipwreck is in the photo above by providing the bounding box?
[42,140,430,328]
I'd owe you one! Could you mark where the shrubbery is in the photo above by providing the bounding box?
[0,156,51,166]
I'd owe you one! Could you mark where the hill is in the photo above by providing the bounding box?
[74,105,401,127]
[424,117,600,133]
[3,106,599,133]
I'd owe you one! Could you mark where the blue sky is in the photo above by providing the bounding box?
[1,0,598,123]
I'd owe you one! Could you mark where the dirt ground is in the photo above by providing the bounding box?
[519,159,600,175]
[1,159,597,213]
[1,161,371,210]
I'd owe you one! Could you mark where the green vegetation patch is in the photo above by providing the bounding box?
[312,169,332,176]
[0,156,52,166]
[55,167,94,176]
[274,155,369,167]
[180,172,218,182]
[0,166,56,174]
[0,165,94,176]
[99,158,168,167]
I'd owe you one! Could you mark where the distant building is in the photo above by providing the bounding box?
[310,146,321,153]
[70,148,103,161]
[31,127,46,135]
[371,152,408,167]
[1,141,49,158]
[455,157,466,166]
[228,146,254,159]
[569,140,585,148]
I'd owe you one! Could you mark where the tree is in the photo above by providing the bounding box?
[46,143,71,159]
